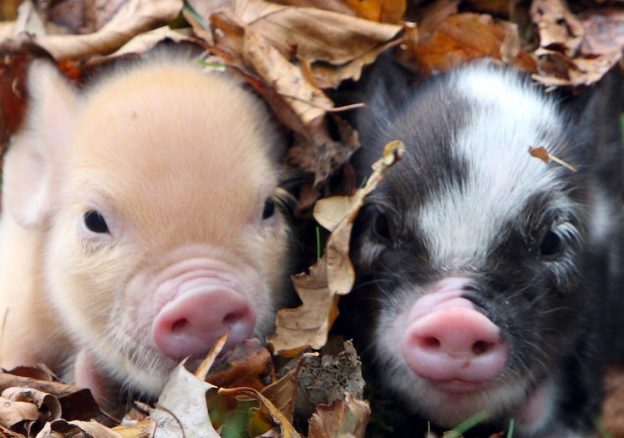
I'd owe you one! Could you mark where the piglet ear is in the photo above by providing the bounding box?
[3,60,78,228]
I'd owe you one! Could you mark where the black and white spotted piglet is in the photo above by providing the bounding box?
[343,60,623,437]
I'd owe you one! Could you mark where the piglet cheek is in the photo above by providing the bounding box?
[151,279,256,360]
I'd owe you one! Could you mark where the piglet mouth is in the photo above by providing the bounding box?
[429,379,490,394]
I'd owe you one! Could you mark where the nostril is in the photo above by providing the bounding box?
[171,318,189,333]
[222,312,242,326]
[419,336,441,350]
[472,340,492,355]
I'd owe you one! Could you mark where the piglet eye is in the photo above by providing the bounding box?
[262,199,275,220]
[540,230,562,257]
[84,210,109,234]
[373,211,392,241]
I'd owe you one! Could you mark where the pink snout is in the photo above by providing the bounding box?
[152,287,256,360]
[402,288,508,388]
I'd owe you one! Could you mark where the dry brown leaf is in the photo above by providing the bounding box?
[112,419,157,438]
[529,1,624,86]
[344,0,406,23]
[323,140,405,295]
[3,0,183,60]
[0,396,38,428]
[204,338,275,391]
[531,0,583,57]
[602,366,624,435]
[261,364,301,422]
[106,27,196,59]
[308,393,370,438]
[152,364,219,438]
[402,12,536,74]
[194,332,228,380]
[43,0,126,34]
[271,0,354,15]
[36,419,122,438]
[296,341,365,419]
[242,26,333,126]
[270,261,338,356]
[529,146,577,172]
[213,387,302,438]
[232,0,402,67]
[270,141,405,355]
[2,387,61,422]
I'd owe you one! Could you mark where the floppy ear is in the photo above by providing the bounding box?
[3,60,78,228]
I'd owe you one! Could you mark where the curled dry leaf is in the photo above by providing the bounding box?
[209,387,301,438]
[344,0,406,24]
[322,140,406,295]
[531,0,584,56]
[0,396,39,428]
[401,12,536,74]
[269,141,405,356]
[111,419,157,438]
[528,146,577,172]
[42,0,126,34]
[35,419,122,438]
[105,27,196,59]
[531,0,624,86]
[2,387,61,422]
[308,393,371,438]
[204,338,275,391]
[232,0,402,70]
[152,364,219,438]
[1,0,183,60]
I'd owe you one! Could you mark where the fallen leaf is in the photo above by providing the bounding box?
[152,364,219,438]
[296,340,365,420]
[204,338,275,391]
[602,366,624,435]
[105,26,196,59]
[308,393,370,438]
[270,261,338,356]
[270,141,404,355]
[401,13,536,74]
[531,2,624,86]
[324,140,405,295]
[260,363,302,422]
[44,0,126,34]
[2,0,183,60]
[36,419,122,438]
[344,0,406,23]
[2,386,61,422]
[528,146,577,172]
[531,0,583,57]
[112,419,157,438]
[232,0,402,68]
[210,386,302,437]
[0,396,39,428]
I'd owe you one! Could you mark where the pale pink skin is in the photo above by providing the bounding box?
[384,277,555,432]
[0,55,289,403]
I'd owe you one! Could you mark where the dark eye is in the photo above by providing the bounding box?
[262,199,275,220]
[540,230,562,257]
[84,210,109,234]
[373,211,392,241]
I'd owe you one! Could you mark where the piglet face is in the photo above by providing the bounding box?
[9,60,289,395]
[347,63,593,429]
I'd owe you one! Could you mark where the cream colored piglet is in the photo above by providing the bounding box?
[0,54,290,404]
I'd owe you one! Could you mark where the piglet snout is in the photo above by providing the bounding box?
[402,286,508,388]
[152,284,255,360]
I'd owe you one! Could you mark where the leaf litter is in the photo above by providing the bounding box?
[1,0,624,436]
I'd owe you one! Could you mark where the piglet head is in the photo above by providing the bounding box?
[4,59,290,395]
